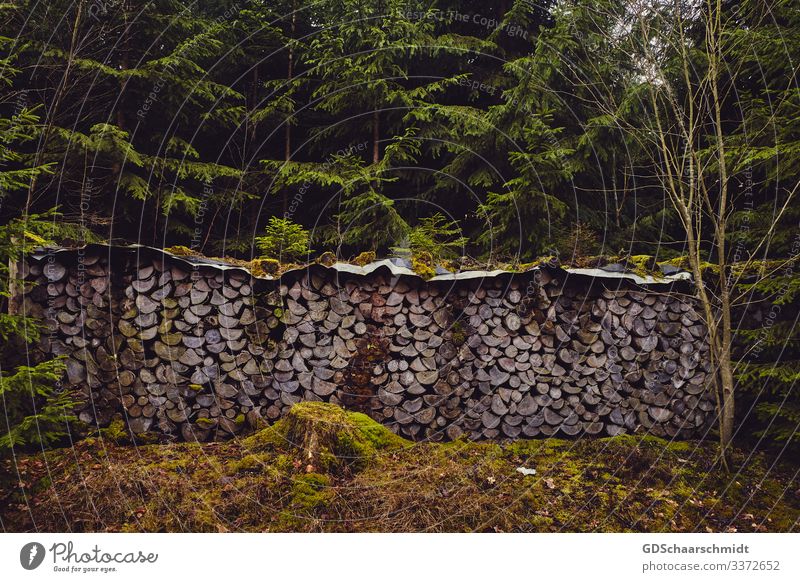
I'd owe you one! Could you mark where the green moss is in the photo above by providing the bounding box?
[450,320,466,346]
[528,514,555,530]
[99,419,129,444]
[664,440,693,453]
[411,251,436,280]
[234,414,246,425]
[672,480,698,498]
[273,453,295,473]
[132,432,160,445]
[661,256,690,268]
[536,255,560,268]
[598,433,692,453]
[317,251,337,266]
[349,411,407,450]
[231,454,270,473]
[32,475,53,495]
[195,417,216,429]
[515,261,539,272]
[290,473,332,510]
[275,472,334,529]
[352,251,376,266]
[625,255,662,279]
[660,256,788,280]
[249,258,280,277]
[244,402,408,473]
[660,255,717,275]
[242,424,282,450]
[6,415,800,533]
[505,437,569,458]
[165,245,198,257]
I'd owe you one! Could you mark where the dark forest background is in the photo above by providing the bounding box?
[0,0,793,262]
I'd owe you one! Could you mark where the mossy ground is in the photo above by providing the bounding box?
[1,404,798,532]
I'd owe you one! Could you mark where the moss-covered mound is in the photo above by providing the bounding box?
[243,401,408,473]
[1,403,798,532]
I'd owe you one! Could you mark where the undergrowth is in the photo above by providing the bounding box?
[1,404,798,532]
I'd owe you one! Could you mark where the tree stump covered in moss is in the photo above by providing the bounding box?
[244,402,407,474]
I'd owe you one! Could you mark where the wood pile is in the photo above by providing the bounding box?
[21,248,715,442]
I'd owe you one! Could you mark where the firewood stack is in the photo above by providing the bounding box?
[21,247,715,442]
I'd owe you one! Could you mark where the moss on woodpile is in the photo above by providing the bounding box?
[2,403,798,533]
[352,251,376,266]
[160,244,708,280]
[411,250,436,279]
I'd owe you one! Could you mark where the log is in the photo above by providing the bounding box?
[481,410,502,429]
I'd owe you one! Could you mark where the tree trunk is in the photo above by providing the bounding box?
[372,109,380,164]
[283,6,296,214]
[117,4,130,133]
[251,66,259,139]
[708,0,734,465]
[113,6,130,179]
[718,350,735,451]
[25,0,84,218]
[7,238,20,316]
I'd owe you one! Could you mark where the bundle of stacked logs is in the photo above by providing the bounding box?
[21,246,715,442]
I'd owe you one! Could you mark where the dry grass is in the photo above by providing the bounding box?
[2,404,798,533]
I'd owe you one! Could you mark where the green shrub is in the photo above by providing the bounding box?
[0,359,74,451]
[734,271,800,453]
[554,222,600,265]
[0,213,85,455]
[406,213,467,262]
[255,217,312,263]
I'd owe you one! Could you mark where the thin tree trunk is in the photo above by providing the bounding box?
[117,3,130,133]
[285,9,295,163]
[612,152,620,228]
[372,109,380,164]
[113,4,130,181]
[14,3,83,316]
[500,0,510,18]
[7,244,21,316]
[708,0,735,462]
[283,6,296,214]
[251,66,259,140]
[24,0,84,218]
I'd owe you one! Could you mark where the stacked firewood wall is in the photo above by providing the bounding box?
[21,249,715,442]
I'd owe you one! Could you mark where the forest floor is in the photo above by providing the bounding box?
[1,403,798,533]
